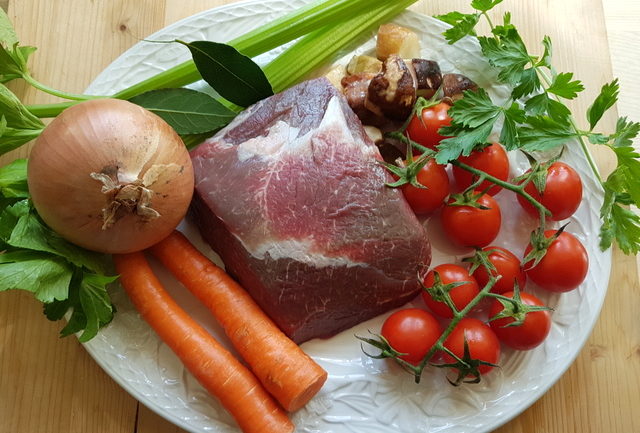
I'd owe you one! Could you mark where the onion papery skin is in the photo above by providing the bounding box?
[27,99,194,254]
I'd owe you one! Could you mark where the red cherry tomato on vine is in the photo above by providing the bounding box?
[524,230,588,292]
[489,291,551,350]
[422,264,480,318]
[380,308,442,365]
[452,142,510,196]
[441,193,502,248]
[405,102,452,150]
[473,246,526,294]
[401,159,450,215]
[442,318,500,375]
[517,162,583,221]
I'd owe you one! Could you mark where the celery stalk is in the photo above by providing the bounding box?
[264,0,419,92]
[114,0,401,100]
[26,0,412,117]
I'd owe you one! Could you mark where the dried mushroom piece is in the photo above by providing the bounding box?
[376,23,420,61]
[411,59,442,99]
[347,55,383,75]
[365,55,417,121]
[342,73,376,117]
[442,73,478,102]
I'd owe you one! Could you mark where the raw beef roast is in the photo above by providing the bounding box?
[190,78,431,343]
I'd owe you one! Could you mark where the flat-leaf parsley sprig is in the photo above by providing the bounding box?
[434,0,640,254]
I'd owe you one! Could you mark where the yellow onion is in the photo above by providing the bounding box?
[28,98,194,254]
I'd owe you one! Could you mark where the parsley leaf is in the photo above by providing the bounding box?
[611,116,640,148]
[600,185,640,254]
[587,79,619,130]
[524,93,571,122]
[519,115,577,151]
[471,0,504,12]
[478,27,530,86]
[438,13,480,44]
[546,72,584,100]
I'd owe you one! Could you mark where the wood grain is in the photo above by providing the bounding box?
[0,1,638,433]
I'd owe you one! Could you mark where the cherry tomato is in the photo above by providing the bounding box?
[380,308,442,365]
[405,102,452,150]
[401,159,450,215]
[517,162,583,221]
[524,230,588,292]
[443,318,500,375]
[422,264,480,318]
[441,193,502,247]
[452,143,510,196]
[473,246,526,294]
[489,291,551,350]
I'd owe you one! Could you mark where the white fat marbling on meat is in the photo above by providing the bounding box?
[236,121,302,162]
[250,238,366,268]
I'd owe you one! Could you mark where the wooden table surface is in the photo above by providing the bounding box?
[1,1,639,432]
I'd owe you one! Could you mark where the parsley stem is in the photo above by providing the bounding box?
[535,68,605,185]
[21,74,102,101]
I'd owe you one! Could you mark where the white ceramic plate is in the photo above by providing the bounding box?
[82,1,612,432]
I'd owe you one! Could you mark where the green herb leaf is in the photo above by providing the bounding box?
[0,116,43,156]
[0,8,18,46]
[178,40,273,107]
[471,0,504,12]
[129,88,237,135]
[538,36,553,68]
[478,28,530,86]
[500,102,526,149]
[611,116,640,148]
[519,115,576,151]
[439,13,480,44]
[437,121,494,163]
[7,207,109,273]
[0,250,72,302]
[511,68,541,99]
[546,72,584,100]
[524,93,571,122]
[599,186,640,254]
[0,83,44,130]
[77,272,117,342]
[0,158,28,198]
[587,79,619,130]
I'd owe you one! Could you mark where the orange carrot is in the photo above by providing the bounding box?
[113,252,294,433]
[148,230,328,412]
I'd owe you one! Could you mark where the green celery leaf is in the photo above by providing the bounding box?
[0,250,72,302]
[0,83,44,130]
[519,115,576,151]
[0,8,18,46]
[0,158,28,198]
[0,121,42,156]
[77,272,117,342]
[8,208,109,273]
[546,72,584,100]
[440,13,480,44]
[587,79,619,130]
[129,88,237,135]
[0,199,28,241]
[471,0,504,12]
[178,40,273,107]
[491,12,516,38]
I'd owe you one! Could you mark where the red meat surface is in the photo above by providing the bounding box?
[190,78,431,343]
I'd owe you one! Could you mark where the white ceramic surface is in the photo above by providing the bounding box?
[82,1,612,432]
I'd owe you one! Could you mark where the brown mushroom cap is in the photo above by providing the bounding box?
[365,54,417,120]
